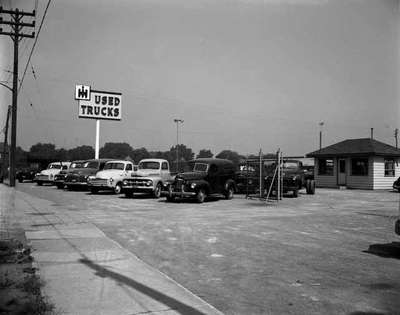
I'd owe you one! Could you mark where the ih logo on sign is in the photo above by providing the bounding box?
[75,85,91,101]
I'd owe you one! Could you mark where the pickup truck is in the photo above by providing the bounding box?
[121,159,173,198]
[35,162,71,186]
[88,160,135,194]
[165,158,236,203]
[265,159,315,197]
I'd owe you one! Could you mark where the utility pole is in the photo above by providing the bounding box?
[173,119,184,172]
[1,105,11,180]
[395,128,398,149]
[0,7,35,186]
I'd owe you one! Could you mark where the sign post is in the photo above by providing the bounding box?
[75,85,122,159]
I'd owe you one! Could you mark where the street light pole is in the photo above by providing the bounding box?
[173,119,184,172]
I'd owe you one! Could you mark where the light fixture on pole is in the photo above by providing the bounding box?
[173,119,184,172]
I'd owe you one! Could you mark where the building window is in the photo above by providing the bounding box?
[351,158,368,176]
[318,158,333,175]
[384,158,395,177]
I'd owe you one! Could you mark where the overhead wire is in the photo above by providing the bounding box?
[18,0,52,94]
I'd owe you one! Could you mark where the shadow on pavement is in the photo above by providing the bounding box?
[78,258,207,315]
[364,242,400,259]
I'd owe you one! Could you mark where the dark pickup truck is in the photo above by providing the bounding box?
[265,160,315,197]
[164,158,236,203]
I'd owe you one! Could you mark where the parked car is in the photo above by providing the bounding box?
[121,159,173,198]
[265,159,315,197]
[35,162,71,186]
[16,167,40,183]
[64,159,111,190]
[54,160,86,189]
[164,158,236,203]
[88,160,135,194]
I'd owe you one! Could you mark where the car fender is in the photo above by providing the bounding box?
[191,179,210,193]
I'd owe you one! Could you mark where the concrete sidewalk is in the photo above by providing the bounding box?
[0,184,223,315]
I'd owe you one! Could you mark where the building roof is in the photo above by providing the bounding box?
[306,138,400,158]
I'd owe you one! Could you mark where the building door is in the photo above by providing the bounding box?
[338,159,346,185]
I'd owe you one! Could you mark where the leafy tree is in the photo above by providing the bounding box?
[29,143,57,161]
[99,142,133,159]
[169,144,194,162]
[197,149,213,159]
[68,145,94,161]
[131,147,150,164]
[215,150,244,168]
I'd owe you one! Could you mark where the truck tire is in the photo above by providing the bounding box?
[306,179,316,195]
[37,181,43,186]
[56,183,64,189]
[153,183,162,198]
[224,185,234,200]
[293,189,298,198]
[90,187,99,194]
[196,189,206,203]
[114,183,122,194]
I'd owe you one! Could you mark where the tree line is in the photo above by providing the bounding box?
[1,142,276,172]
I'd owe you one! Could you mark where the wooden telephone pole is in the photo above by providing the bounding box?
[0,7,35,186]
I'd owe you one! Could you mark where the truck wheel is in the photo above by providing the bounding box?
[56,183,64,189]
[309,180,316,195]
[114,183,122,194]
[125,191,133,198]
[37,181,43,186]
[224,185,234,200]
[196,189,206,203]
[90,187,98,194]
[18,178,23,183]
[293,189,298,198]
[153,183,162,198]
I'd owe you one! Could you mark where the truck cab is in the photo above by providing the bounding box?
[121,159,172,198]
[88,160,135,194]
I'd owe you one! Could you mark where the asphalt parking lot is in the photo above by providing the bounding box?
[16,183,400,315]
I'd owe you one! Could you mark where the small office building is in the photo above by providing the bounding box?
[306,138,400,190]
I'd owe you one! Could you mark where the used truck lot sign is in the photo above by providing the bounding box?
[76,86,122,121]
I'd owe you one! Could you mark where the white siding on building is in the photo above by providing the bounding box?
[373,157,400,190]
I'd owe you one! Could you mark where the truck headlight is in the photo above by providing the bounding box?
[190,183,197,189]
[123,180,128,186]
[110,178,114,183]
[50,174,53,179]
[146,180,152,186]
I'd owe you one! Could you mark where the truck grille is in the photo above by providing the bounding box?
[90,178,108,186]
[126,179,148,187]
[36,174,49,181]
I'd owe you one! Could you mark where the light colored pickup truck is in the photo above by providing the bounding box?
[88,160,135,194]
[121,158,173,198]
[35,162,71,186]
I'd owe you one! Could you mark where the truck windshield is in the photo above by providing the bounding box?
[48,164,61,169]
[83,161,99,169]
[193,163,208,172]
[104,162,125,170]
[139,162,160,170]
[71,162,84,169]
[282,162,298,169]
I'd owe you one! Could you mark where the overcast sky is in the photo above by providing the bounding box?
[0,0,399,156]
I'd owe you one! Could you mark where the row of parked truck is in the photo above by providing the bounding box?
[27,157,316,203]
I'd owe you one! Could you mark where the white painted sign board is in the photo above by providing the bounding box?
[78,89,122,121]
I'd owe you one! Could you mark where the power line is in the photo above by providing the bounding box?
[18,0,52,94]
